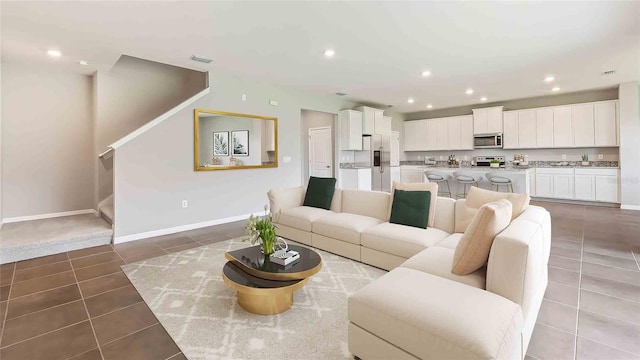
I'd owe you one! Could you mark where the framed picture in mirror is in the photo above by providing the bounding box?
[213,131,229,156]
[232,130,249,156]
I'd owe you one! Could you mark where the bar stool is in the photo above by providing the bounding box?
[453,171,482,199]
[424,170,452,198]
[486,173,514,193]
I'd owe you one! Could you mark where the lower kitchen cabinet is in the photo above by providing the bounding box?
[553,174,574,199]
[595,175,619,202]
[535,174,554,198]
[536,168,619,203]
[400,166,425,183]
[339,168,372,191]
[574,175,596,201]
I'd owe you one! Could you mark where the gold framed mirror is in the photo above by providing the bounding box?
[194,109,278,171]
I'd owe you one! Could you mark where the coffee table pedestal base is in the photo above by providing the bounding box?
[237,291,293,315]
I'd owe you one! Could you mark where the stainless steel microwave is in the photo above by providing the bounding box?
[473,133,503,149]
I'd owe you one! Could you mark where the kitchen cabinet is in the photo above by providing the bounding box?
[535,174,554,198]
[436,118,448,150]
[503,111,519,149]
[400,166,425,183]
[460,115,474,150]
[390,166,401,184]
[403,121,417,151]
[390,131,400,166]
[356,106,386,135]
[595,175,618,202]
[553,174,574,199]
[536,168,574,199]
[339,110,364,150]
[447,116,461,150]
[574,175,596,201]
[529,169,536,196]
[518,110,537,148]
[536,108,554,148]
[473,106,503,134]
[595,101,617,146]
[572,104,595,147]
[339,168,372,191]
[553,106,573,147]
[426,119,437,151]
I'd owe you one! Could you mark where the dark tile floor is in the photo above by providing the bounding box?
[0,221,245,360]
[0,203,638,360]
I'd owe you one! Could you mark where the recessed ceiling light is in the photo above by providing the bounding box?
[544,75,555,83]
[466,88,474,95]
[427,104,433,109]
[47,50,62,57]
[407,98,415,104]
[79,60,89,66]
[324,49,335,57]
[421,70,431,77]
[480,97,487,102]
[552,87,560,92]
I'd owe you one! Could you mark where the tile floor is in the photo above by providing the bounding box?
[0,202,638,360]
[0,221,245,360]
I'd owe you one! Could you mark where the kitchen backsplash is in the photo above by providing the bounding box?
[399,160,619,168]
[400,147,620,162]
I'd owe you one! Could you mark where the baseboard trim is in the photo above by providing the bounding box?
[3,209,98,224]
[621,204,640,211]
[113,211,261,244]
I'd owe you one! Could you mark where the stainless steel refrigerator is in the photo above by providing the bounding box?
[371,134,391,192]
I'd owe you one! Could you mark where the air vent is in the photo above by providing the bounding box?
[189,55,214,64]
[601,70,616,76]
[387,105,394,107]
[335,92,347,96]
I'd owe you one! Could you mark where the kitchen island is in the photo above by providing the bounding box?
[401,165,532,195]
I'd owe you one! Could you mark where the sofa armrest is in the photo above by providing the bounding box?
[267,187,305,216]
[349,268,523,360]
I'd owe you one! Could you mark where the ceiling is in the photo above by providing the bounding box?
[2,1,639,113]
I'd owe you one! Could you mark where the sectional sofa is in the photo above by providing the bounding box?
[268,186,551,360]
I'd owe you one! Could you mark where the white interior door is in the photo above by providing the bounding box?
[309,127,333,178]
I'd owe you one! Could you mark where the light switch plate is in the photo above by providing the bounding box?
[241,94,247,101]
[269,100,278,106]
[283,156,292,163]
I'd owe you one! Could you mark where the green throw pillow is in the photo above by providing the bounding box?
[303,177,337,210]
[389,189,431,229]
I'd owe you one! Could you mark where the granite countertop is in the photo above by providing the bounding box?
[400,160,619,169]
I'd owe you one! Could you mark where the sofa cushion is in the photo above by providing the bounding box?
[341,190,390,221]
[401,247,486,289]
[313,213,383,245]
[455,187,530,233]
[349,267,523,360]
[277,206,334,232]
[303,177,337,210]
[361,222,449,259]
[389,189,431,229]
[387,181,438,227]
[434,233,464,250]
[453,199,513,275]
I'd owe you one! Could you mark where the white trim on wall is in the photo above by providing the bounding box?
[3,209,98,224]
[113,211,261,244]
[110,86,210,150]
[621,204,640,211]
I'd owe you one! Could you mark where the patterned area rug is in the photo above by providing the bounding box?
[121,239,386,360]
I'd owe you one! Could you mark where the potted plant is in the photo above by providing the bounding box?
[245,205,280,255]
[581,154,590,166]
[490,159,500,168]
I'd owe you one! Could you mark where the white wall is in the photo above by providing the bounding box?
[618,82,640,209]
[1,63,94,218]
[113,71,355,239]
[94,55,207,203]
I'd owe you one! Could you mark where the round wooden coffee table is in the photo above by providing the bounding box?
[222,244,322,315]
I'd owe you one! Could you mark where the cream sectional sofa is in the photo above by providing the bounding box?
[268,187,551,360]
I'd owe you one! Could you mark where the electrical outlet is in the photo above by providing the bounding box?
[182,200,188,208]
[598,154,604,160]
[241,94,247,101]
[417,155,422,160]
[561,154,567,160]
[283,156,292,163]
[463,155,468,160]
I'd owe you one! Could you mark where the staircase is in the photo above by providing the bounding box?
[99,194,114,225]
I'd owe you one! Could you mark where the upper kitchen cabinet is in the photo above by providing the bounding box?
[595,101,618,146]
[355,106,387,135]
[460,115,474,150]
[436,118,448,150]
[572,104,595,147]
[553,106,573,147]
[518,109,537,148]
[503,111,519,149]
[473,106,503,134]
[403,120,418,151]
[339,110,364,150]
[536,108,554,148]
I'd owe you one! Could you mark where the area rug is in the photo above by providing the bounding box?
[121,238,386,360]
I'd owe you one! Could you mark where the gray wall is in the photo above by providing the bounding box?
[618,82,640,208]
[94,55,207,203]
[1,63,94,218]
[301,110,336,180]
[113,71,355,238]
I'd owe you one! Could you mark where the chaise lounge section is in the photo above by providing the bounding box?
[268,185,551,359]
